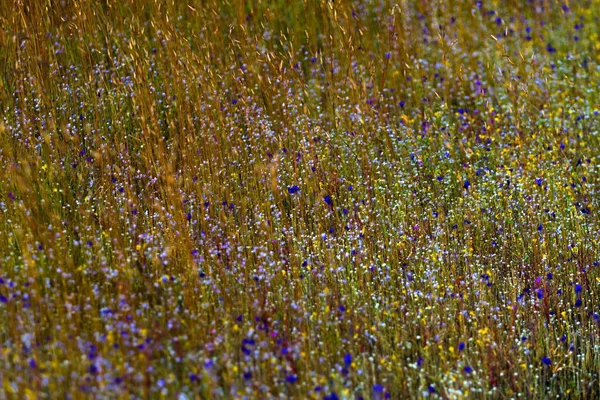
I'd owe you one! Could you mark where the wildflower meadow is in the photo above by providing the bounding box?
[0,0,599,398]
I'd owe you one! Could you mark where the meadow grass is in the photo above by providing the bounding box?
[0,0,599,398]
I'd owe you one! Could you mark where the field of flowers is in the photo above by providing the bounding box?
[1,0,599,398]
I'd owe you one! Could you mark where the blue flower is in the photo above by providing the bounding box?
[285,374,297,383]
[463,366,473,374]
[542,357,552,366]
[575,284,582,293]
[458,342,465,351]
[344,353,352,366]
[373,384,384,393]
[324,195,333,205]
[287,185,300,194]
[464,180,471,189]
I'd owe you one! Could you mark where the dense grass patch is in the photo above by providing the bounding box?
[1,0,599,398]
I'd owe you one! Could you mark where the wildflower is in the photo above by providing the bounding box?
[285,374,297,383]
[344,353,352,366]
[287,185,300,194]
[542,357,552,366]
[373,384,384,393]
[324,195,333,205]
[458,342,465,351]
[464,180,471,189]
[463,366,473,374]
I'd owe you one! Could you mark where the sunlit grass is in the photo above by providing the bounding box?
[0,0,599,398]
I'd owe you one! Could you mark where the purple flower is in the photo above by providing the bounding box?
[373,384,384,393]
